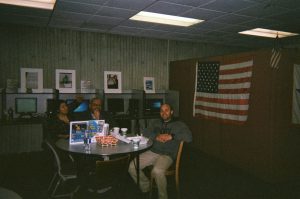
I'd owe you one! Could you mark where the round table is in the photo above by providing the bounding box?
[55,138,152,158]
[56,137,153,187]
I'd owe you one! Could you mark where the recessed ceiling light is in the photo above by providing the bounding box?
[0,0,56,10]
[239,28,298,38]
[130,11,203,27]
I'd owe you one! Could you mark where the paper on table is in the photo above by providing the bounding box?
[127,136,149,145]
[111,133,131,144]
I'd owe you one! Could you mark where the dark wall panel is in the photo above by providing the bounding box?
[170,49,300,182]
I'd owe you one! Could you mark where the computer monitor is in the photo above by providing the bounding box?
[66,99,89,113]
[128,99,139,116]
[145,98,163,115]
[106,98,124,114]
[15,98,37,115]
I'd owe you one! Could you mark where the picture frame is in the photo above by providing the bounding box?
[56,69,76,93]
[143,77,155,93]
[20,68,43,93]
[104,71,122,93]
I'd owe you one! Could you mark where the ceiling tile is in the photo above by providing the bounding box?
[193,21,228,30]
[87,15,124,26]
[144,1,193,15]
[105,0,156,11]
[49,19,83,28]
[212,14,255,25]
[236,2,290,18]
[95,6,138,18]
[119,20,156,29]
[200,0,255,13]
[62,0,107,5]
[183,7,225,20]
[160,0,216,7]
[51,11,92,22]
[55,1,101,15]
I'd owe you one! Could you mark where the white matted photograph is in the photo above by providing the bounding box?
[56,69,76,93]
[104,71,122,93]
[20,68,43,93]
[143,77,155,93]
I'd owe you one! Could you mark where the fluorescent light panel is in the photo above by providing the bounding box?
[239,28,298,38]
[130,11,203,27]
[0,0,56,10]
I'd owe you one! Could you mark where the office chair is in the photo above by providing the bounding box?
[89,155,130,197]
[149,141,184,199]
[44,140,79,199]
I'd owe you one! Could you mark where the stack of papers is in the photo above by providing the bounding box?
[111,134,131,144]
[127,136,149,145]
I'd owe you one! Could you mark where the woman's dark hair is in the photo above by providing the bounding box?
[54,100,66,113]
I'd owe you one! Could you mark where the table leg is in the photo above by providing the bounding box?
[136,153,140,188]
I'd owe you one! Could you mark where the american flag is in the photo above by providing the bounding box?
[193,60,253,124]
[270,47,282,69]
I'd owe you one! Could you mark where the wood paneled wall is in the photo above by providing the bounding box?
[0,24,248,90]
[169,49,300,183]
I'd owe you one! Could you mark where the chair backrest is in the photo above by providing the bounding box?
[95,155,130,186]
[44,139,62,172]
[175,141,184,173]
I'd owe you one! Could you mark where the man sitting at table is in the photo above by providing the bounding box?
[71,96,118,195]
[128,103,192,199]
[72,97,117,126]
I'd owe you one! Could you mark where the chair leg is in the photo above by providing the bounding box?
[70,185,80,199]
[51,178,62,198]
[175,175,180,199]
[51,178,77,199]
[48,172,58,192]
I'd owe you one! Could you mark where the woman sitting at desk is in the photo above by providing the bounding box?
[48,100,72,141]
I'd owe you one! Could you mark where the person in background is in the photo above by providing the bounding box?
[48,100,72,141]
[73,97,117,127]
[45,100,75,167]
[128,103,192,199]
[71,97,117,195]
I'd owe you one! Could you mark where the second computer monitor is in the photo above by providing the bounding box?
[106,98,125,115]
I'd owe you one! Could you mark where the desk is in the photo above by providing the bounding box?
[56,138,153,186]
[0,122,43,154]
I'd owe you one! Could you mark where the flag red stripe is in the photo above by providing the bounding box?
[195,105,248,115]
[219,77,251,84]
[194,114,246,125]
[196,96,249,105]
[219,66,252,75]
[218,88,250,94]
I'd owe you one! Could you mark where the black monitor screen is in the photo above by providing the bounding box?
[66,99,89,113]
[107,98,124,114]
[128,99,139,115]
[145,98,163,114]
[15,98,37,114]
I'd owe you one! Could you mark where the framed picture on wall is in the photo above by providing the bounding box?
[56,69,76,93]
[104,71,122,93]
[143,77,155,93]
[20,68,43,93]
